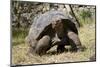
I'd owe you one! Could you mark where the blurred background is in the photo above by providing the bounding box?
[11,1,95,28]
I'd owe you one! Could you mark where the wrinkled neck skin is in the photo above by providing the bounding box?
[53,24,65,39]
[50,21,67,47]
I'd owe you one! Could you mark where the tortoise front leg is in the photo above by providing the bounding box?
[35,35,51,55]
[67,30,82,52]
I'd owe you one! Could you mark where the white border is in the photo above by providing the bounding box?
[0,0,99,67]
[22,0,96,5]
[0,0,10,67]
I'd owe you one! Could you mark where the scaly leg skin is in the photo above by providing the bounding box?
[67,31,83,52]
[35,35,51,55]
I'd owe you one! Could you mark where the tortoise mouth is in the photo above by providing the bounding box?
[52,19,64,32]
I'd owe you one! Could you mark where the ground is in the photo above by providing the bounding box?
[12,22,96,65]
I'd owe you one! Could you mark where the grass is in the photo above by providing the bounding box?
[12,28,28,46]
[12,21,96,65]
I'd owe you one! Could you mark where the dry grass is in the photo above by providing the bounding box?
[12,23,96,65]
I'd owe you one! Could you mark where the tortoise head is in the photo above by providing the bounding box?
[51,18,64,32]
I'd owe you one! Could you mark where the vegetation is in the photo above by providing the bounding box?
[79,10,92,25]
[80,10,92,19]
[12,28,28,46]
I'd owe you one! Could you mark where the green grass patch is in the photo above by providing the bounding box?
[12,28,29,46]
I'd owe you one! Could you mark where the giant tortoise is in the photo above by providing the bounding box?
[26,10,82,55]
